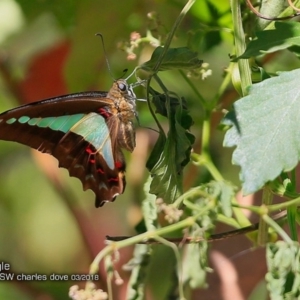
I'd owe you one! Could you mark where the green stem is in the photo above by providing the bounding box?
[231,198,252,227]
[204,157,224,181]
[232,195,300,214]
[146,0,196,136]
[230,0,252,95]
[287,205,298,241]
[173,187,212,207]
[191,152,223,182]
[211,61,235,108]
[183,198,215,214]
[88,215,198,276]
[153,74,171,116]
[269,196,300,212]
[147,84,166,136]
[217,214,241,228]
[287,169,298,241]
[153,0,196,73]
[193,115,224,181]
[201,116,210,154]
[178,69,206,106]
[106,256,113,300]
[263,214,293,244]
[257,187,273,246]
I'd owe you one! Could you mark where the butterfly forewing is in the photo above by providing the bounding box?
[0,80,137,207]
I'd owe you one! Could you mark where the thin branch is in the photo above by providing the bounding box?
[245,0,300,20]
[106,210,287,244]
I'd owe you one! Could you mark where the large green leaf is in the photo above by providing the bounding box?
[146,92,195,203]
[223,68,300,194]
[140,47,203,72]
[237,22,300,59]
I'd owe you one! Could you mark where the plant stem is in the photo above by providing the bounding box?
[178,69,206,106]
[88,215,199,276]
[263,214,293,244]
[211,61,235,109]
[257,188,273,246]
[199,116,224,181]
[230,0,252,95]
[153,0,196,73]
[286,169,298,241]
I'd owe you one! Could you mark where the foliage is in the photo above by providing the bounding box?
[223,69,300,195]
[266,241,300,299]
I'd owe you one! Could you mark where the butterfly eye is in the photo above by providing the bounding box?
[118,83,127,92]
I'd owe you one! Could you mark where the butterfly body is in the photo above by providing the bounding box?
[0,79,137,207]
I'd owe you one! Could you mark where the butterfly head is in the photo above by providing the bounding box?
[108,79,136,107]
[116,79,136,97]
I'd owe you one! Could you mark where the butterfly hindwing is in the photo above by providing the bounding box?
[55,113,126,207]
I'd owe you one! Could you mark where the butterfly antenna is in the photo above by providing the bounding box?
[121,68,129,79]
[125,67,139,81]
[95,33,115,79]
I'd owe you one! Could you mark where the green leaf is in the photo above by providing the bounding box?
[251,66,271,83]
[146,133,183,202]
[182,241,209,289]
[150,88,188,117]
[183,181,234,230]
[207,181,235,218]
[288,45,300,58]
[134,178,159,234]
[141,177,158,231]
[146,133,167,171]
[236,22,300,59]
[287,204,298,242]
[140,47,203,72]
[223,69,300,195]
[266,241,300,299]
[124,245,152,300]
[146,101,195,202]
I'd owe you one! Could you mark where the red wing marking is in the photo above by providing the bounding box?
[97,168,104,174]
[98,108,111,119]
[89,158,96,164]
[85,146,93,154]
[115,161,123,169]
[108,177,119,183]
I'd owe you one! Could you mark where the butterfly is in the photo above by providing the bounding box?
[0,79,137,207]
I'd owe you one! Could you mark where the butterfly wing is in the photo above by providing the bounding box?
[0,92,126,207]
[53,113,126,207]
[0,91,110,151]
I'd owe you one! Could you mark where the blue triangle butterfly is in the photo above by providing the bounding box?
[0,79,137,207]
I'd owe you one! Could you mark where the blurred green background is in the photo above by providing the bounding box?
[0,0,273,299]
